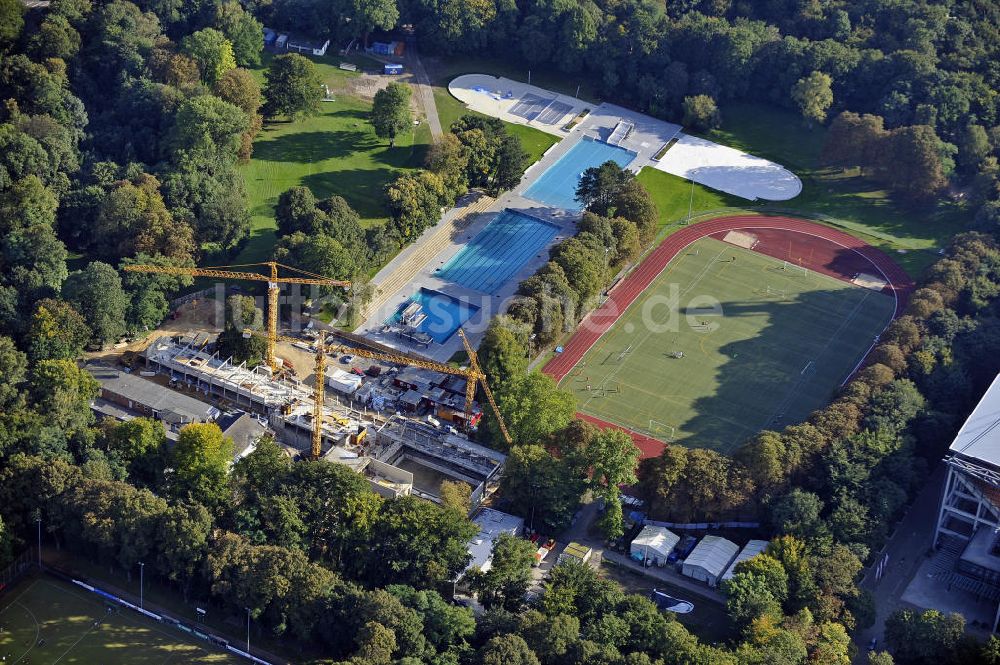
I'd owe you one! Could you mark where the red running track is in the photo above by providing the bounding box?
[543,215,915,458]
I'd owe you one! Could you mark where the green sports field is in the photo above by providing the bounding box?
[565,236,895,453]
[0,575,238,664]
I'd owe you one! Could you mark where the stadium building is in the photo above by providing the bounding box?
[934,373,1000,630]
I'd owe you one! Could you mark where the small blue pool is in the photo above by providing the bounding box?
[524,137,636,210]
[436,209,559,294]
[388,288,479,344]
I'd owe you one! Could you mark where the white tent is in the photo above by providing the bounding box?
[721,540,770,584]
[327,368,362,395]
[681,535,739,587]
[630,525,679,566]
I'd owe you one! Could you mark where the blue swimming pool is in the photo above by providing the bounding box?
[436,209,559,294]
[388,288,479,344]
[523,137,637,210]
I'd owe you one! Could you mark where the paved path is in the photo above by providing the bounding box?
[407,45,442,138]
[852,464,946,662]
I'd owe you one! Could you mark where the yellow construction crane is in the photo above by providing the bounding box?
[122,261,350,372]
[458,329,513,446]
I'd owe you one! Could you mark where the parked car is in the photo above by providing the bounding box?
[340,354,354,364]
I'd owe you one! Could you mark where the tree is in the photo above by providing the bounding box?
[99,417,166,485]
[439,480,471,514]
[263,53,322,120]
[682,95,721,130]
[170,423,235,509]
[0,0,23,51]
[365,495,477,588]
[214,68,263,161]
[181,28,236,85]
[576,161,633,214]
[215,295,267,367]
[371,82,413,147]
[501,445,585,533]
[425,133,469,201]
[351,0,399,46]
[384,171,445,240]
[881,125,948,201]
[469,533,536,610]
[95,174,197,263]
[495,372,576,445]
[155,501,212,601]
[27,14,80,61]
[884,609,965,665]
[62,262,129,346]
[478,315,530,388]
[26,298,90,362]
[768,489,827,543]
[478,635,540,665]
[213,1,262,67]
[493,134,528,194]
[274,231,356,282]
[354,620,396,665]
[791,71,834,125]
[724,570,783,627]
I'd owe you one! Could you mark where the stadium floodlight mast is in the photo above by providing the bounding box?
[139,562,145,609]
[245,607,251,652]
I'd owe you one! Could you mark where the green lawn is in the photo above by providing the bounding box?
[564,236,895,454]
[637,168,755,230]
[696,102,970,275]
[0,575,239,663]
[432,86,558,166]
[236,94,430,265]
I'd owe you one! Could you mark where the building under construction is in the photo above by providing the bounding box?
[141,334,504,504]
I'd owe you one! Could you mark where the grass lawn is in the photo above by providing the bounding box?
[563,236,895,454]
[432,86,558,166]
[696,102,970,275]
[637,168,755,231]
[0,574,239,663]
[235,84,430,265]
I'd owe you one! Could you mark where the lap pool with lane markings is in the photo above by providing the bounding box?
[524,136,637,210]
[435,209,560,294]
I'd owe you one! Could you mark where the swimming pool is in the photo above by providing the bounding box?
[436,209,559,294]
[388,288,479,344]
[523,137,636,210]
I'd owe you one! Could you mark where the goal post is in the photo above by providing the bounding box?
[649,420,675,441]
[782,260,808,276]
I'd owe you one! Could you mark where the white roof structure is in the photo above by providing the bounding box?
[630,525,679,560]
[721,539,770,583]
[654,133,802,201]
[949,373,1000,469]
[328,368,363,394]
[684,535,739,579]
[464,508,525,576]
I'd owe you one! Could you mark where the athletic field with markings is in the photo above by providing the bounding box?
[0,575,238,664]
[557,234,896,454]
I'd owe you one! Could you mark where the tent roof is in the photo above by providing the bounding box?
[683,535,739,577]
[721,539,770,582]
[631,525,679,556]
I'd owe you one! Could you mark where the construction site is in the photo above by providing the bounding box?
[128,329,506,504]
[96,261,510,506]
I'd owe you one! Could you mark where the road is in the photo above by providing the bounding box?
[852,463,946,661]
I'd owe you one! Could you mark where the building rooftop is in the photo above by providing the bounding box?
[465,508,525,575]
[88,363,220,424]
[949,373,1000,469]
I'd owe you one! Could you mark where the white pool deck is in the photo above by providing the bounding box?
[355,74,802,359]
